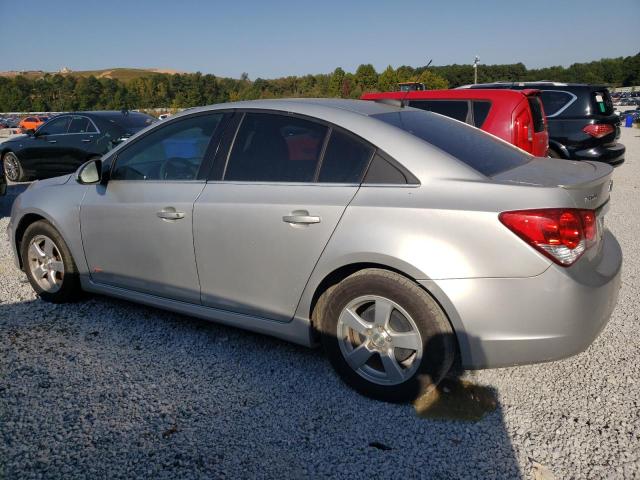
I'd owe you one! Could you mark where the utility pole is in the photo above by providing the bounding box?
[473,55,480,84]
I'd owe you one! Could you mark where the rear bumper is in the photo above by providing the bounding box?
[422,230,622,369]
[570,142,625,167]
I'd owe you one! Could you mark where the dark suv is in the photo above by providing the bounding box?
[461,82,625,166]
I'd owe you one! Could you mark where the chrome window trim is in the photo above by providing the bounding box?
[542,90,578,118]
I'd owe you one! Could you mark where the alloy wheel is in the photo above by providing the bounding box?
[3,154,20,182]
[337,295,423,386]
[26,235,65,293]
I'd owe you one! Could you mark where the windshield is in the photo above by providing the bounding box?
[372,109,532,176]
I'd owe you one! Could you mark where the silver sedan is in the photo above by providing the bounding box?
[7,99,622,402]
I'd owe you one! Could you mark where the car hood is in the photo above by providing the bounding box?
[27,174,73,191]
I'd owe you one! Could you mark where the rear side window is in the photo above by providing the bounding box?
[472,101,491,127]
[527,97,546,133]
[68,116,91,134]
[408,100,469,122]
[318,130,374,183]
[225,113,328,182]
[539,91,575,117]
[373,110,531,176]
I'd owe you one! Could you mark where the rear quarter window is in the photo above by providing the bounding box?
[472,101,491,127]
[373,110,531,177]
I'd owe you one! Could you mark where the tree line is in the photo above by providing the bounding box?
[1,53,638,112]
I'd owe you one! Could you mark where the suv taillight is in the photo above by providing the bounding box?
[583,124,614,138]
[513,110,533,153]
[499,209,598,266]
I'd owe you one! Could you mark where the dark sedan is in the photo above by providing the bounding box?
[1,111,156,182]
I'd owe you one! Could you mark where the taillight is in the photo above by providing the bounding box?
[499,209,598,266]
[583,124,614,138]
[513,110,533,153]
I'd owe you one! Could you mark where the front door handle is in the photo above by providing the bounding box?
[47,140,57,144]
[157,208,185,220]
[283,210,321,225]
[81,138,91,143]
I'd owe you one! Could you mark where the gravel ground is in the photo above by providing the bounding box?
[1,128,639,479]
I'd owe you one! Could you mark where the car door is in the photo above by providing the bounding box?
[193,112,374,322]
[65,115,99,168]
[80,112,227,303]
[18,116,72,175]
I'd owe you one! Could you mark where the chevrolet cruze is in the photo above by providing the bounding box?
[7,99,622,402]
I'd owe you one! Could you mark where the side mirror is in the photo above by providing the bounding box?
[25,129,36,136]
[76,158,103,185]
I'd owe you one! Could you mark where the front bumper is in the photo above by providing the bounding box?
[422,230,622,369]
[571,142,625,167]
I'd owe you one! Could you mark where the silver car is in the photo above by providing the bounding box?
[7,99,622,402]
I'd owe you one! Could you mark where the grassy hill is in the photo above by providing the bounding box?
[0,68,185,82]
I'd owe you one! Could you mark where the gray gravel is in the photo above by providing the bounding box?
[1,128,639,479]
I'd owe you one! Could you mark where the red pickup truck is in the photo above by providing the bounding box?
[361,89,549,157]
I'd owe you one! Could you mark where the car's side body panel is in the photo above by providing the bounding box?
[193,182,359,322]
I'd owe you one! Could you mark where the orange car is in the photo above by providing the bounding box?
[18,116,49,132]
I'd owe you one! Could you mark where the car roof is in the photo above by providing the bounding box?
[62,110,153,118]
[183,98,405,117]
[362,88,538,102]
[459,81,608,90]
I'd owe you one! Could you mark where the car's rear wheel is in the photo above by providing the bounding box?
[3,152,24,182]
[21,220,82,303]
[547,148,561,159]
[315,268,455,402]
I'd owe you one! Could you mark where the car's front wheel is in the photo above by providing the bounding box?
[3,152,24,182]
[21,220,82,303]
[316,269,455,402]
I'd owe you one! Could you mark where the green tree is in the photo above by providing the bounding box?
[377,65,398,92]
[328,67,345,97]
[354,64,378,93]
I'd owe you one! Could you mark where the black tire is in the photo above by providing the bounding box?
[3,151,24,182]
[21,220,82,303]
[547,148,562,159]
[315,268,455,403]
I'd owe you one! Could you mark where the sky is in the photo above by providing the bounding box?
[0,0,638,79]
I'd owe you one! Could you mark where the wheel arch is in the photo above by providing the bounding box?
[303,260,464,360]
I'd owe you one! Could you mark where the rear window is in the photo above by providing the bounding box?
[539,91,575,117]
[103,112,156,133]
[373,110,531,176]
[527,97,546,133]
[592,90,614,115]
[408,100,468,122]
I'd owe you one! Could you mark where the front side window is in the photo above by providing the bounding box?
[38,116,70,135]
[318,129,374,183]
[224,113,328,182]
[111,114,223,181]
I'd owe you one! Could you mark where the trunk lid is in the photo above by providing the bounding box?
[493,158,613,209]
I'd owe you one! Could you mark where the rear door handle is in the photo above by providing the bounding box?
[81,139,91,143]
[283,211,321,225]
[47,140,57,144]
[157,208,185,220]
